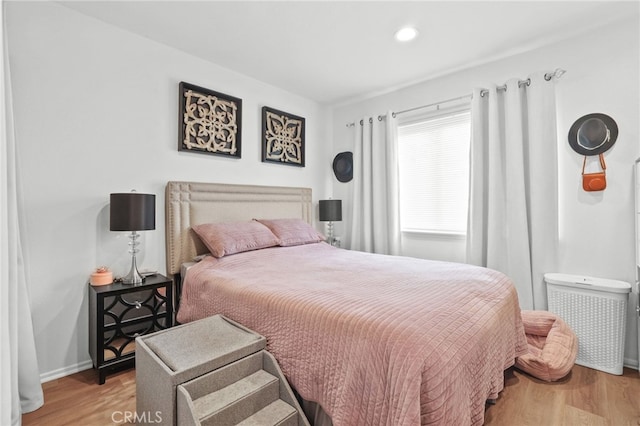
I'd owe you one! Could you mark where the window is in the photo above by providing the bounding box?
[397,107,471,235]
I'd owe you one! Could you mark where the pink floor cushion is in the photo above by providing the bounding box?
[515,310,578,382]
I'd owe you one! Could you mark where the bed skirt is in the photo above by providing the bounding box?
[299,397,333,426]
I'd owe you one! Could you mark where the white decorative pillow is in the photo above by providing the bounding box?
[254,218,325,247]
[191,221,279,258]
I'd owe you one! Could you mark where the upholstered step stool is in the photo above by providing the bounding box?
[136,314,309,426]
[176,350,303,426]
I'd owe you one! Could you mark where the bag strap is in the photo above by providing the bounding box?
[582,153,607,175]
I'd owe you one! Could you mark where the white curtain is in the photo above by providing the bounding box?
[349,112,401,255]
[466,72,558,310]
[1,2,45,424]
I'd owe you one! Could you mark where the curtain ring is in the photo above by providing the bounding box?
[369,117,373,124]
[377,115,383,121]
[392,112,397,118]
[544,73,552,81]
[359,119,363,126]
[526,78,531,86]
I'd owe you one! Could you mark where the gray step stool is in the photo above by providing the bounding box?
[136,314,309,426]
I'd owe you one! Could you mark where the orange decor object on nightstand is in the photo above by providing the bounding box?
[90,267,113,286]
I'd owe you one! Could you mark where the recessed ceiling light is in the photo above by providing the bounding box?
[395,27,418,42]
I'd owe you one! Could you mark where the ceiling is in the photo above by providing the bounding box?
[59,1,638,105]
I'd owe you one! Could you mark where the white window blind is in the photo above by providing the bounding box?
[397,108,471,234]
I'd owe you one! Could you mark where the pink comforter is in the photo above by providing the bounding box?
[177,243,527,425]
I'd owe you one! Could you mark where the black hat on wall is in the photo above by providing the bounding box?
[332,152,353,183]
[568,113,618,156]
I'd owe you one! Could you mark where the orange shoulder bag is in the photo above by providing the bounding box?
[582,153,606,192]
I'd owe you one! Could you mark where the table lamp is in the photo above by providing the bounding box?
[319,199,342,246]
[110,191,155,285]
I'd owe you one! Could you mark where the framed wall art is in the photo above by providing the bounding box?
[262,106,305,167]
[178,82,242,158]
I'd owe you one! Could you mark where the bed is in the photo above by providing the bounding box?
[165,181,528,426]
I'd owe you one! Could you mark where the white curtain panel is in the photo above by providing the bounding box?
[349,112,401,255]
[466,73,558,310]
[1,5,44,423]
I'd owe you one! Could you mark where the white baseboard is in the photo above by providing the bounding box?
[40,360,93,383]
[624,357,639,371]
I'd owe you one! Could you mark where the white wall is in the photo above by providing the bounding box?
[5,1,332,379]
[331,17,640,367]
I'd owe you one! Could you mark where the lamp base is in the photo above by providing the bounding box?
[122,231,144,285]
[326,221,339,247]
[121,263,144,285]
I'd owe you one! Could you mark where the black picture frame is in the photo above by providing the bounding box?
[261,106,305,167]
[178,82,242,158]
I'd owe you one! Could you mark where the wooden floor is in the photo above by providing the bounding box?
[23,365,640,426]
[23,368,136,426]
[485,366,640,426]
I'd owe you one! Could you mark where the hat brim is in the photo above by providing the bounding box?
[568,113,618,156]
[333,152,353,183]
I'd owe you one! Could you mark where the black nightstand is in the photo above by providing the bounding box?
[88,274,173,384]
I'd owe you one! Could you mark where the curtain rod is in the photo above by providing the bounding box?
[345,94,470,127]
[479,68,566,97]
[345,68,567,127]
[392,93,472,118]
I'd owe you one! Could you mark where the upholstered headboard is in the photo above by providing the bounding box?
[165,181,313,276]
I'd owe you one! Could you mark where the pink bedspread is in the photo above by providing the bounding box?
[177,243,527,425]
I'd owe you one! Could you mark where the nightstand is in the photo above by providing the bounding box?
[89,274,173,384]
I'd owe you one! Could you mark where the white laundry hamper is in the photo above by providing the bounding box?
[545,273,631,375]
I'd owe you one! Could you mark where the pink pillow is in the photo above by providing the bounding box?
[191,221,279,258]
[254,218,324,247]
